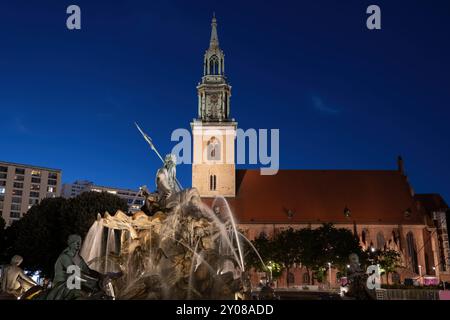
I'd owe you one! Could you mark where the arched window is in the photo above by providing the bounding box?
[361,228,369,246]
[209,55,219,75]
[287,272,295,285]
[207,137,220,160]
[425,253,430,275]
[376,232,385,249]
[406,232,419,274]
[303,273,310,284]
[392,272,400,284]
[209,175,217,191]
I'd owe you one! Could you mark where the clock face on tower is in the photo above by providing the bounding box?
[205,93,221,120]
[210,94,219,106]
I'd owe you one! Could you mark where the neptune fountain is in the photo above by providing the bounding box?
[77,125,249,300]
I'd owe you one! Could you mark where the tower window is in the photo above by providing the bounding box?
[209,55,219,75]
[207,137,221,160]
[209,175,217,191]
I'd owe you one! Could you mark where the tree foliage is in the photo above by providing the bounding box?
[2,192,128,276]
[244,224,364,285]
[244,232,273,272]
[367,248,401,284]
[0,215,6,263]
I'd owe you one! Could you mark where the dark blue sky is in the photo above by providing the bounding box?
[1,0,449,200]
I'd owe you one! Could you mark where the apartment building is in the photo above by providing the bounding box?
[61,180,145,213]
[0,161,61,226]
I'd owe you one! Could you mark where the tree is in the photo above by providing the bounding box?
[0,216,6,263]
[296,227,318,284]
[244,232,273,273]
[298,224,363,284]
[272,228,301,287]
[244,224,365,287]
[5,192,128,276]
[368,249,401,284]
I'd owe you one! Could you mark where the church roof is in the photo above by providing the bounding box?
[415,193,449,213]
[222,169,425,225]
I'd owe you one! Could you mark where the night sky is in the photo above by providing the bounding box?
[1,0,449,201]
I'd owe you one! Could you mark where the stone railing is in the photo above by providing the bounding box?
[375,289,440,300]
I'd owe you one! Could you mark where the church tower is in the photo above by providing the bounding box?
[191,15,237,197]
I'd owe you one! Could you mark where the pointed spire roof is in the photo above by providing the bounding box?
[209,13,219,48]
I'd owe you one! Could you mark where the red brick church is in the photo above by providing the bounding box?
[191,16,450,287]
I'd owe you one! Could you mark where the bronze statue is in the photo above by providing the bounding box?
[0,255,36,298]
[45,234,106,300]
[345,253,375,300]
[152,154,202,214]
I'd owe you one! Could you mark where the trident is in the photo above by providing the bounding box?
[134,122,182,191]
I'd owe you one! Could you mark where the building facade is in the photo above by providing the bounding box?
[0,161,61,226]
[193,16,450,287]
[61,180,145,213]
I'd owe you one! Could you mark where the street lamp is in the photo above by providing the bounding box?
[418,265,422,285]
[267,261,273,282]
[328,262,332,289]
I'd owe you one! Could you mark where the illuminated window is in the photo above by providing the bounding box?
[91,188,102,193]
[47,186,55,193]
[31,184,40,191]
[31,170,41,177]
[107,190,117,195]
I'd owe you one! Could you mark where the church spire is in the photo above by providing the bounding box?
[210,13,219,48]
[197,14,231,121]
